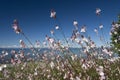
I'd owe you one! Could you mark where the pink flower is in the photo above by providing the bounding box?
[12,19,21,34]
[49,38,54,44]
[50,9,56,18]
[96,8,101,15]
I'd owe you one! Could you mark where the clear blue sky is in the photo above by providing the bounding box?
[0,0,120,48]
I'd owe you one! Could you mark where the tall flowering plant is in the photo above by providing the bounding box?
[110,15,120,56]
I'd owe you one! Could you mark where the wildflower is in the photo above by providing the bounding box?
[47,75,51,79]
[50,30,54,34]
[19,39,26,48]
[64,73,68,79]
[71,55,75,61]
[73,20,78,27]
[11,50,16,54]
[11,57,15,65]
[5,51,8,56]
[90,41,96,48]
[114,39,117,43]
[3,64,7,68]
[0,66,3,71]
[55,25,59,30]
[70,75,74,80]
[34,71,38,76]
[80,26,86,32]
[76,76,80,80]
[56,66,60,70]
[96,66,105,80]
[49,38,54,44]
[12,19,21,34]
[82,37,88,42]
[75,38,80,43]
[100,75,105,80]
[21,67,24,70]
[50,61,55,69]
[50,9,56,18]
[94,28,98,35]
[115,23,120,28]
[99,24,103,29]
[82,63,87,69]
[102,48,110,54]
[96,8,101,15]
[114,31,117,35]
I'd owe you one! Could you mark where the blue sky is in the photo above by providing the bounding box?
[0,0,120,48]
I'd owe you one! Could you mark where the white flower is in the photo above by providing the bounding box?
[82,37,88,42]
[76,76,80,80]
[3,64,7,68]
[99,71,104,76]
[115,23,120,28]
[50,30,54,34]
[5,52,8,55]
[75,38,79,43]
[47,75,51,79]
[80,27,86,32]
[115,48,117,50]
[50,10,56,18]
[64,73,68,79]
[90,42,96,48]
[99,66,103,69]
[21,67,24,70]
[119,49,120,52]
[2,50,5,54]
[102,48,110,54]
[73,20,78,26]
[34,72,38,75]
[114,31,117,34]
[96,8,101,15]
[55,25,59,30]
[94,28,98,34]
[82,63,87,69]
[50,61,55,69]
[56,66,60,70]
[114,39,117,43]
[0,66,3,71]
[100,75,105,80]
[49,38,54,44]
[71,55,75,61]
[99,24,103,29]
